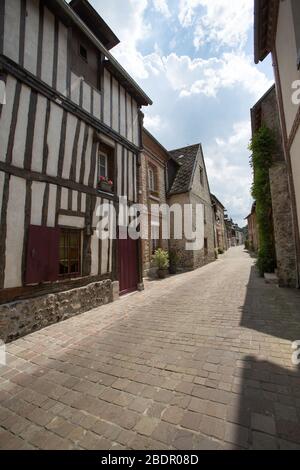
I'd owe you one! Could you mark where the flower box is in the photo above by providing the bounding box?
[97,178,113,193]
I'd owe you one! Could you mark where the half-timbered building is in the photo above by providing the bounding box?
[0,0,152,341]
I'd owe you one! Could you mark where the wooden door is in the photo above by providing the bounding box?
[118,227,138,295]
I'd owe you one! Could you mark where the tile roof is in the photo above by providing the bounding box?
[168,144,200,195]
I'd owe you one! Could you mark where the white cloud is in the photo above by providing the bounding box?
[178,0,253,50]
[90,0,151,79]
[144,113,163,131]
[152,0,171,18]
[141,51,272,100]
[205,120,253,226]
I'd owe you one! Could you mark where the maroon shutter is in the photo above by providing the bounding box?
[25,225,60,284]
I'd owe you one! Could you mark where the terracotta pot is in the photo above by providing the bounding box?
[169,265,177,274]
[157,268,167,279]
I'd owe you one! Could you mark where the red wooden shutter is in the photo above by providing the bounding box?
[25,225,60,285]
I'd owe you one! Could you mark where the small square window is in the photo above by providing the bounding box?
[79,44,88,62]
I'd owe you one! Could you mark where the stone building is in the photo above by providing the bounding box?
[254,0,300,287]
[0,0,152,341]
[245,202,259,252]
[211,194,227,253]
[251,85,297,287]
[140,128,169,276]
[167,144,215,271]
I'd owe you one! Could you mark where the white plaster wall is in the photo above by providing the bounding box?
[290,133,300,241]
[62,113,77,179]
[103,69,111,126]
[126,94,133,142]
[61,187,68,210]
[58,214,85,228]
[56,22,68,96]
[47,184,57,227]
[72,190,78,212]
[132,100,139,146]
[101,238,108,274]
[116,144,122,196]
[133,154,137,203]
[119,87,126,138]
[46,102,63,176]
[81,193,86,213]
[91,232,99,275]
[83,128,93,186]
[75,122,85,183]
[112,78,119,132]
[41,7,54,86]
[70,72,81,105]
[128,151,133,202]
[31,95,47,173]
[30,181,46,226]
[24,0,39,75]
[12,85,31,168]
[93,89,101,120]
[82,82,91,113]
[4,176,26,288]
[123,150,128,198]
[0,76,17,162]
[3,0,21,64]
[276,0,300,135]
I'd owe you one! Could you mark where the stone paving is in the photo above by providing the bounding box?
[1,246,300,450]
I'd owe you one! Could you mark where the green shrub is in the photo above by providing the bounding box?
[249,126,276,276]
[244,240,249,250]
[152,249,169,270]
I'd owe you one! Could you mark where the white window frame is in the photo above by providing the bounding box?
[98,152,108,179]
[148,166,155,192]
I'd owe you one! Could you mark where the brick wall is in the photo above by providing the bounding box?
[140,131,169,276]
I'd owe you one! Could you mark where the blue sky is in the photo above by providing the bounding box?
[88,0,274,226]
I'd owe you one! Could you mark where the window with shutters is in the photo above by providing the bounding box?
[25,226,60,285]
[59,229,81,277]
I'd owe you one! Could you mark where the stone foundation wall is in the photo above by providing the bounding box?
[269,162,297,287]
[0,279,113,343]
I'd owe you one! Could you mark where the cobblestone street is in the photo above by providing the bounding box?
[1,246,300,450]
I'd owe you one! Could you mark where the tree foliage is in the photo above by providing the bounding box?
[249,126,276,276]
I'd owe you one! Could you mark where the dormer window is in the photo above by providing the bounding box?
[79,44,88,62]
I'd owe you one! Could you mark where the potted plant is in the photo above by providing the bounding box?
[152,248,169,279]
[169,250,179,274]
[98,176,113,193]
